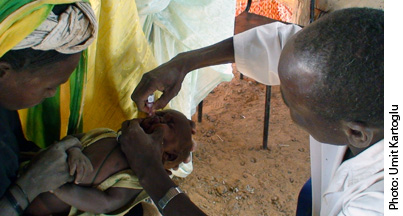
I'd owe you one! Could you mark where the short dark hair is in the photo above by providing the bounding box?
[293,8,384,127]
[0,48,73,71]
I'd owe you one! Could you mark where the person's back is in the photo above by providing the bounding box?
[277,8,384,215]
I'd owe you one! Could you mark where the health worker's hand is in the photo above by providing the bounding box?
[119,119,165,178]
[131,55,189,114]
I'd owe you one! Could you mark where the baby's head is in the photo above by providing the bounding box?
[140,109,196,171]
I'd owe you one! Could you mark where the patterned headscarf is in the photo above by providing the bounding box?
[11,2,97,54]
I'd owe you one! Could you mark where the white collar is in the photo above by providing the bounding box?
[324,139,384,195]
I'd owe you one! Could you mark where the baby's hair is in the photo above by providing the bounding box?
[293,8,383,127]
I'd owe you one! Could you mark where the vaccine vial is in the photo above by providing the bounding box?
[146,94,154,110]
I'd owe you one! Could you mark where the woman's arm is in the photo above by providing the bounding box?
[0,184,30,216]
[53,184,142,214]
[0,137,80,215]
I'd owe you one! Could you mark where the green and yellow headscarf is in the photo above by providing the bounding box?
[0,0,96,147]
[2,0,160,148]
[0,0,97,57]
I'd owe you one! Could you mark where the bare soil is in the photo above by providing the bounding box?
[173,65,311,216]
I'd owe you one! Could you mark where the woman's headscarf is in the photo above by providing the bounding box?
[0,0,97,57]
[0,1,98,147]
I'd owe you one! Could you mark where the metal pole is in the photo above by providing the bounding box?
[262,85,271,149]
[310,0,315,23]
[198,100,203,123]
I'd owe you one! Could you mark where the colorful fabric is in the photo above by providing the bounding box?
[13,0,159,147]
[235,0,293,22]
[12,2,97,54]
[12,0,233,150]
[81,0,159,132]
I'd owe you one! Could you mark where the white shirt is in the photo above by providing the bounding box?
[233,22,384,215]
[311,138,384,216]
[234,22,301,85]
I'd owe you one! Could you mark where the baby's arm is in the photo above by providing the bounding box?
[66,147,93,184]
[52,184,142,214]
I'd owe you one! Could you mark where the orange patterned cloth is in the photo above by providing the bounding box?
[235,0,292,22]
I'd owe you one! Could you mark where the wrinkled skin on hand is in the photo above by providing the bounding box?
[131,38,235,115]
[131,57,187,114]
[119,119,165,178]
[17,137,81,202]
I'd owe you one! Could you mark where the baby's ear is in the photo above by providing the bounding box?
[189,120,196,135]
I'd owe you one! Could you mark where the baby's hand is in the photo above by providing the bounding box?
[66,147,93,184]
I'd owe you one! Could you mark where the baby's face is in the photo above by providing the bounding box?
[140,110,195,171]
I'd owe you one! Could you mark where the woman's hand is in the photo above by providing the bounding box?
[16,137,81,202]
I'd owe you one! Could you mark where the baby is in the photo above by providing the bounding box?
[25,109,195,216]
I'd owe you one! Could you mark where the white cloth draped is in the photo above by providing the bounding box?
[136,0,171,15]
[136,0,236,118]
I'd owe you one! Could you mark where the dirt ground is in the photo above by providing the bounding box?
[173,65,311,216]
